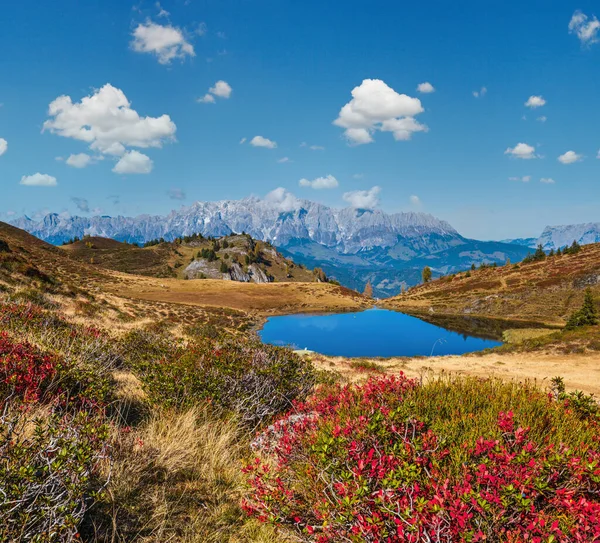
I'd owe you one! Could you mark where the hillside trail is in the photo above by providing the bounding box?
[316,350,600,396]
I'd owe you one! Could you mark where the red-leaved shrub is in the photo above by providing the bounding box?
[0,332,58,403]
[243,375,600,542]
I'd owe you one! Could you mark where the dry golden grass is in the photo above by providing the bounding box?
[382,244,600,325]
[95,403,283,543]
[311,349,600,396]
[110,275,370,316]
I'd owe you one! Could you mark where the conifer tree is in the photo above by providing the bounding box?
[422,266,432,283]
[565,289,598,330]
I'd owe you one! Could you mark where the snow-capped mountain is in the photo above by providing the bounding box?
[11,197,458,251]
[537,223,600,250]
[10,196,530,296]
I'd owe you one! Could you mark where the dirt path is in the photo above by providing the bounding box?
[314,351,600,396]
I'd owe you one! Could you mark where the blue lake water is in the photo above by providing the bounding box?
[259,308,502,357]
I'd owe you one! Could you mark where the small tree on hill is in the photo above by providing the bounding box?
[471,263,476,271]
[422,266,432,283]
[219,261,230,274]
[565,289,598,330]
[363,281,373,298]
[534,244,546,260]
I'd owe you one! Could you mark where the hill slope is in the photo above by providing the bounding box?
[11,198,531,296]
[60,233,325,284]
[382,243,600,325]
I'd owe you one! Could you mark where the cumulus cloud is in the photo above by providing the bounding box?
[299,175,339,190]
[198,80,232,103]
[342,186,381,209]
[558,150,583,164]
[417,82,435,94]
[71,197,90,212]
[113,150,153,174]
[250,135,277,149]
[473,86,487,98]
[509,175,532,182]
[0,138,7,156]
[333,79,427,145]
[540,178,556,184]
[65,153,102,168]
[569,10,600,46]
[409,195,421,206]
[525,95,546,108]
[130,21,195,64]
[265,188,300,212]
[505,143,538,160]
[20,173,57,187]
[168,188,186,200]
[43,84,176,160]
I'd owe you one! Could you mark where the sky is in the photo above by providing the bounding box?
[0,0,599,240]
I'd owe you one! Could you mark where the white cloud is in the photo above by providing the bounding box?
[168,188,186,200]
[198,80,232,103]
[250,135,277,149]
[505,142,538,160]
[239,137,247,144]
[20,173,57,187]
[0,138,7,156]
[342,186,381,209]
[71,197,90,212]
[309,145,325,151]
[130,21,195,64]
[265,188,300,212]
[525,95,546,108]
[558,150,583,164]
[417,82,435,94]
[113,150,153,174]
[299,174,339,190]
[65,153,98,168]
[569,10,600,46]
[156,2,169,18]
[509,175,531,182]
[198,94,215,103]
[43,84,176,159]
[352,173,364,179]
[597,149,600,159]
[409,195,421,206]
[333,79,427,145]
[473,86,487,98]
[540,178,556,184]
[537,116,547,123]
[277,157,290,163]
[209,80,232,98]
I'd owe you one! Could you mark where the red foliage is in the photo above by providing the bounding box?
[0,332,58,403]
[243,375,600,542]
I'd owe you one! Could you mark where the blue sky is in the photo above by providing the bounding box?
[0,0,599,239]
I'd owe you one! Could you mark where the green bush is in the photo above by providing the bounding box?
[135,336,316,425]
[0,409,109,543]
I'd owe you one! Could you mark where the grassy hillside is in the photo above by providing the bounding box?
[382,242,600,325]
[2,221,600,542]
[61,233,328,284]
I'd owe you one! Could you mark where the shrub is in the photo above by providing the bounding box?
[244,375,600,542]
[0,408,109,543]
[135,337,316,425]
[565,288,598,330]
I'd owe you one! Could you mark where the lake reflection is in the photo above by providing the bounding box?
[259,308,502,357]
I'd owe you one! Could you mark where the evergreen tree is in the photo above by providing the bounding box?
[471,263,476,271]
[556,247,562,256]
[534,244,546,260]
[422,266,432,283]
[219,261,230,274]
[565,289,598,330]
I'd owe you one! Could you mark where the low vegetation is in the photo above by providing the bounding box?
[2,221,600,542]
[244,375,600,542]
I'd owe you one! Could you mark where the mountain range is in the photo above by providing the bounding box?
[10,197,577,296]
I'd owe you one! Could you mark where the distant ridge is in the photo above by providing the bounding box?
[11,196,530,296]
